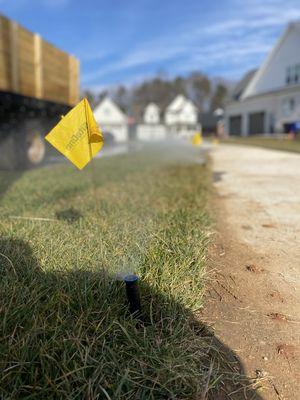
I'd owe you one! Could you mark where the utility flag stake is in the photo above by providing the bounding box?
[45,98,104,170]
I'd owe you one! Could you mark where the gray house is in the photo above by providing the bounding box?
[225,21,300,136]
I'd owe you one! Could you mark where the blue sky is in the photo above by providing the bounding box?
[1,0,300,91]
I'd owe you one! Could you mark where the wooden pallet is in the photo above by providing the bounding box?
[0,15,79,106]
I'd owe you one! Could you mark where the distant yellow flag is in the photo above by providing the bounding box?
[192,132,202,146]
[45,98,103,170]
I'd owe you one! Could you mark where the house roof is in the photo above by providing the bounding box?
[166,95,197,113]
[231,69,257,100]
[93,97,127,124]
[241,21,300,100]
[145,102,160,111]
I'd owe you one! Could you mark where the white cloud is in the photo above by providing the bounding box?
[85,71,158,92]
[82,24,271,84]
[81,0,300,86]
[82,40,186,83]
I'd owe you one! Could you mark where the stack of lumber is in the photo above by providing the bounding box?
[0,15,79,106]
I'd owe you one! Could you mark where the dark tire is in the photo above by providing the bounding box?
[0,130,18,170]
[13,119,46,169]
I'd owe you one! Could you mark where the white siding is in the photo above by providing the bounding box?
[137,125,166,141]
[225,22,300,135]
[165,95,198,126]
[225,87,300,135]
[94,98,128,142]
[144,103,160,124]
[243,23,300,98]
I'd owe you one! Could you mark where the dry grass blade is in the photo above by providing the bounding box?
[200,359,214,400]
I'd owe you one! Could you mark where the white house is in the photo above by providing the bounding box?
[136,102,166,141]
[93,97,128,142]
[143,103,160,124]
[165,95,199,137]
[225,21,300,136]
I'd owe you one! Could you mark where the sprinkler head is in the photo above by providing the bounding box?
[124,274,141,316]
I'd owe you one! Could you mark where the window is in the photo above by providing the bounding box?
[282,98,295,117]
[286,64,300,85]
[286,66,291,84]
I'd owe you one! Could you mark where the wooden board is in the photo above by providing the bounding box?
[0,14,79,105]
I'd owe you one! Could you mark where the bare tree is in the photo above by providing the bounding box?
[80,90,97,108]
[210,83,228,111]
[113,86,130,113]
[81,71,229,117]
[187,72,211,112]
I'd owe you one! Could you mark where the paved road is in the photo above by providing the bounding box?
[208,144,300,399]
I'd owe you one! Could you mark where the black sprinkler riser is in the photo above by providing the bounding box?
[124,274,141,315]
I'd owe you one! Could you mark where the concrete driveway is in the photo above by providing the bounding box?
[207,144,300,399]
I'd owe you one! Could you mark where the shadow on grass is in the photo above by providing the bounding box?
[0,170,23,201]
[55,208,83,223]
[0,238,264,399]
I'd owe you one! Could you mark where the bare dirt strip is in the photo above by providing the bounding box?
[203,144,300,400]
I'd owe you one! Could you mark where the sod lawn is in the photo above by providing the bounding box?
[224,135,300,153]
[0,144,257,399]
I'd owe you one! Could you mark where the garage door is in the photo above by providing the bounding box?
[249,112,265,135]
[229,115,242,135]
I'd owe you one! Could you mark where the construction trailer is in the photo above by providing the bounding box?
[0,15,80,169]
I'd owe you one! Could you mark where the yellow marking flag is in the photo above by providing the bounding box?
[192,131,202,146]
[45,98,103,170]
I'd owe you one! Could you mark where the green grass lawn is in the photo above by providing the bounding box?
[0,145,257,399]
[224,135,300,153]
